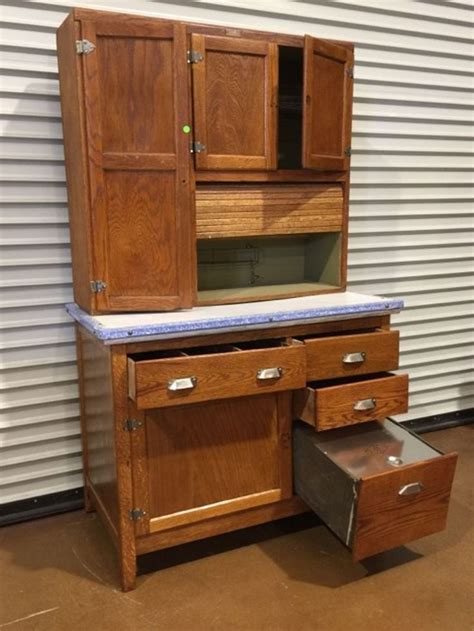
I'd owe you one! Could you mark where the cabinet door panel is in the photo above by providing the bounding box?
[130,393,292,534]
[302,36,354,171]
[191,34,278,170]
[81,19,194,311]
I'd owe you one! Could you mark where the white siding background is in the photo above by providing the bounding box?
[0,0,473,505]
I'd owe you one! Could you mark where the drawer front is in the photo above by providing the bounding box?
[304,329,399,381]
[294,373,409,431]
[352,453,458,560]
[293,419,457,561]
[129,345,306,409]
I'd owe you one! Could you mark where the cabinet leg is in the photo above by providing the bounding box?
[120,547,137,592]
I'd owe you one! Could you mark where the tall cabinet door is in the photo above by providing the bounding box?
[80,19,194,312]
[190,34,278,170]
[302,36,354,171]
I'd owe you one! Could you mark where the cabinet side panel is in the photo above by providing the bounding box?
[78,328,119,533]
[57,14,94,312]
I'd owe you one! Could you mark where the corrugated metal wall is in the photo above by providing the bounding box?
[1,0,473,504]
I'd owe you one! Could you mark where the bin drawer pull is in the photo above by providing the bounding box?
[168,376,197,391]
[257,367,283,380]
[399,482,424,497]
[353,398,376,411]
[343,352,366,364]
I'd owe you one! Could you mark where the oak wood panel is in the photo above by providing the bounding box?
[79,19,194,312]
[57,15,94,312]
[294,373,409,431]
[129,344,305,408]
[302,36,354,171]
[143,393,292,525]
[135,496,308,554]
[196,184,343,238]
[353,453,458,560]
[303,329,400,381]
[124,316,389,355]
[85,475,119,544]
[196,170,347,182]
[191,34,277,170]
[197,283,341,306]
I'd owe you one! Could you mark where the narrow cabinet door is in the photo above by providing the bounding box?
[302,36,354,171]
[190,34,278,170]
[80,19,194,311]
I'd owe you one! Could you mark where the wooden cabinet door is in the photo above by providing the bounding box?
[80,18,195,311]
[302,36,354,171]
[190,34,278,170]
[129,393,292,537]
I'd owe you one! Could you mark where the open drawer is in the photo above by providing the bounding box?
[293,419,457,560]
[128,339,306,409]
[298,329,399,381]
[293,372,409,431]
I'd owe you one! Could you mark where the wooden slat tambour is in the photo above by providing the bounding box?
[196,184,344,238]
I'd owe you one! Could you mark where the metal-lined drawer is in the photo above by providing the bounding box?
[293,372,409,431]
[300,329,399,381]
[293,419,457,560]
[128,340,306,409]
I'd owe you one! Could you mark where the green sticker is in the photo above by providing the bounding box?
[182,124,191,134]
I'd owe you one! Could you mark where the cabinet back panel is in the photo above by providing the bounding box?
[104,171,179,297]
[98,36,175,154]
[145,394,281,517]
[196,183,343,239]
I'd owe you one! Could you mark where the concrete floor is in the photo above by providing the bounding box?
[1,425,473,631]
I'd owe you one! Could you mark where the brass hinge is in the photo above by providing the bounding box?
[76,39,96,55]
[129,508,146,521]
[123,419,143,432]
[90,280,107,293]
[187,50,204,64]
[345,147,352,157]
[347,67,354,79]
[190,141,206,154]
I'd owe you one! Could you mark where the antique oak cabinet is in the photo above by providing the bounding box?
[58,9,457,591]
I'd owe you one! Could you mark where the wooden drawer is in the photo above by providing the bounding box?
[128,340,306,409]
[293,372,409,431]
[293,419,457,560]
[300,329,399,381]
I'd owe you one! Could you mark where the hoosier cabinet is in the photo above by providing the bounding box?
[58,8,457,591]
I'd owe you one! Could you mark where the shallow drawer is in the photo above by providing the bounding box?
[128,340,306,409]
[300,329,399,381]
[293,419,457,561]
[293,372,409,431]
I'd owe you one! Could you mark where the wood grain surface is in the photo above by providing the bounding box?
[191,34,277,170]
[129,344,306,408]
[352,453,458,560]
[304,329,400,381]
[293,372,409,430]
[143,393,292,525]
[196,183,343,238]
[302,36,354,170]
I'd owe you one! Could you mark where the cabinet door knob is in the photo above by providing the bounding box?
[399,482,424,496]
[353,398,376,411]
[168,376,197,391]
[257,367,283,380]
[343,352,366,364]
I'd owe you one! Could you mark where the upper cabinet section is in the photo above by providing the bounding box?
[302,36,354,171]
[190,34,278,170]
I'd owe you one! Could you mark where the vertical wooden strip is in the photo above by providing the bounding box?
[75,326,94,512]
[190,33,207,170]
[267,43,278,170]
[342,47,355,171]
[129,407,150,538]
[111,346,137,591]
[174,23,196,306]
[302,35,314,170]
[277,392,293,499]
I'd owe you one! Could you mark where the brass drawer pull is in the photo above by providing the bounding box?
[343,352,366,364]
[353,398,376,411]
[399,482,424,496]
[257,367,283,380]
[168,376,197,391]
